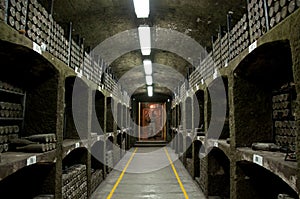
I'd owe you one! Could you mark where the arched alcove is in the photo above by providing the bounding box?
[207,147,230,198]
[64,76,89,139]
[185,97,193,130]
[194,90,205,133]
[91,140,105,193]
[233,40,295,147]
[91,90,105,135]
[236,161,298,199]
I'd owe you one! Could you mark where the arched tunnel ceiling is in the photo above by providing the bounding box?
[51,0,246,98]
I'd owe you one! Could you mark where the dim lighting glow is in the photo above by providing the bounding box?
[147,86,153,97]
[145,75,153,85]
[138,25,151,55]
[143,59,152,75]
[133,0,150,18]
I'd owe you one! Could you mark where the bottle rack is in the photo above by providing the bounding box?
[0,80,25,153]
[62,164,87,199]
[272,83,296,161]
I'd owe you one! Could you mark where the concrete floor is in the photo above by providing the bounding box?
[91,147,206,199]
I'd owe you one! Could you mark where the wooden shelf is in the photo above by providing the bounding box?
[207,139,231,157]
[0,88,25,96]
[62,139,89,159]
[0,149,57,181]
[0,117,23,120]
[236,147,297,191]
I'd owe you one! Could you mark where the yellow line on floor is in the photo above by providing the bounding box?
[164,147,189,199]
[106,147,138,199]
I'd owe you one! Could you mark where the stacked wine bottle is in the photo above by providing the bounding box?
[0,125,19,153]
[0,102,23,118]
[91,168,104,194]
[0,0,5,21]
[212,35,222,69]
[268,0,300,28]
[272,83,296,147]
[7,0,28,32]
[229,14,250,59]
[247,0,268,43]
[62,164,87,199]
[221,32,229,67]
[70,39,83,70]
[26,0,51,47]
[10,133,57,153]
[106,150,113,173]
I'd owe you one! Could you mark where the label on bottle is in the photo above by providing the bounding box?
[249,40,257,53]
[27,155,37,166]
[253,154,263,166]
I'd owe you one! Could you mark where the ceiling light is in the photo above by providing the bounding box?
[143,59,152,75]
[138,25,151,55]
[147,86,153,97]
[145,75,153,85]
[133,0,150,18]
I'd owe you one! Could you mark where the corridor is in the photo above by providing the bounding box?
[91,147,206,199]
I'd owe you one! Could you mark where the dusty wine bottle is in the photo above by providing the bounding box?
[16,143,46,152]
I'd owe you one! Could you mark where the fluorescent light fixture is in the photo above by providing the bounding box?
[147,86,153,97]
[138,25,151,55]
[145,75,153,85]
[133,0,150,18]
[143,59,152,75]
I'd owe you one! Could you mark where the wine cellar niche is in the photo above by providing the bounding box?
[233,40,295,148]
[193,90,205,135]
[90,140,105,194]
[62,147,88,199]
[236,161,299,199]
[64,76,89,140]
[91,90,105,135]
[207,76,229,140]
[207,148,230,198]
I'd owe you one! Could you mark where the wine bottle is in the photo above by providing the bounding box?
[16,143,46,152]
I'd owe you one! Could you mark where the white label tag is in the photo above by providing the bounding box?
[253,154,263,166]
[213,70,218,80]
[75,142,80,148]
[97,136,101,141]
[75,67,83,78]
[77,72,82,78]
[213,141,218,147]
[249,41,257,53]
[66,149,71,155]
[225,59,228,67]
[27,156,37,166]
[33,42,42,54]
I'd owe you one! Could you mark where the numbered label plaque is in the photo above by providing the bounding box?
[249,41,257,53]
[27,156,37,166]
[253,154,263,166]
